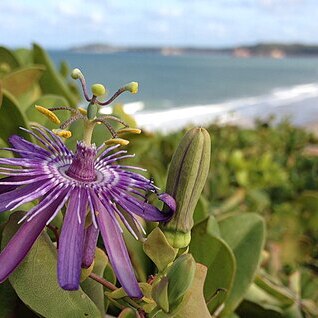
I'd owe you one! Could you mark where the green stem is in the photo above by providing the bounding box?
[88,273,144,311]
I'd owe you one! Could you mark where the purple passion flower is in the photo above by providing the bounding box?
[0,125,175,298]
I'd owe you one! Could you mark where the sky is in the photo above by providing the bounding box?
[1,0,318,49]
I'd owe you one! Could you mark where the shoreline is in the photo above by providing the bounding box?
[131,83,318,134]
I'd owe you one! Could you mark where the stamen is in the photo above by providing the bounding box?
[60,114,85,130]
[117,128,142,135]
[52,129,72,139]
[48,106,78,114]
[97,115,129,128]
[96,119,117,138]
[105,138,129,146]
[35,105,61,125]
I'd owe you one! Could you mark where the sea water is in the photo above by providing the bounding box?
[50,51,318,132]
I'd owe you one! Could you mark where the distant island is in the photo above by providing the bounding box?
[70,43,318,58]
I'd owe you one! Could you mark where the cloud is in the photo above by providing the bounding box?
[0,0,318,48]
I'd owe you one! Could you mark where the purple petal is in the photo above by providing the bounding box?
[82,224,99,268]
[58,188,87,290]
[0,181,51,213]
[0,177,22,194]
[0,157,42,168]
[9,135,50,158]
[112,190,173,222]
[158,193,176,212]
[92,193,143,299]
[0,197,63,283]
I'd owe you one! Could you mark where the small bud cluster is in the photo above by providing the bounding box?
[35,68,141,146]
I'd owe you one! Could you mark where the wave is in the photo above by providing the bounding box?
[132,82,318,132]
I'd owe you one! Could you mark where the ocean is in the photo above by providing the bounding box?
[50,51,318,132]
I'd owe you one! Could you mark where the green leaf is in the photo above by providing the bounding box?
[254,273,294,306]
[14,48,33,65]
[0,137,12,158]
[0,47,20,71]
[0,81,3,106]
[1,212,101,318]
[81,248,108,316]
[143,227,177,272]
[1,65,45,99]
[242,283,285,312]
[190,216,235,314]
[33,43,78,106]
[173,263,211,318]
[0,280,17,318]
[193,196,209,225]
[219,213,266,316]
[118,308,139,318]
[0,90,30,142]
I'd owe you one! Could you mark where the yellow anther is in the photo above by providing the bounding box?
[105,138,129,146]
[117,128,142,135]
[35,105,61,125]
[78,107,87,115]
[52,129,72,139]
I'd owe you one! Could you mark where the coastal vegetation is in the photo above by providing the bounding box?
[0,44,318,317]
[71,42,318,57]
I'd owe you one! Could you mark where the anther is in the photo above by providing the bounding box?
[105,138,129,146]
[117,128,142,135]
[35,105,61,125]
[52,129,72,139]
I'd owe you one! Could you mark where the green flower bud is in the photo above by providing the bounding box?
[91,83,106,97]
[71,68,83,79]
[161,128,211,248]
[124,82,139,94]
[166,254,196,305]
[152,254,196,313]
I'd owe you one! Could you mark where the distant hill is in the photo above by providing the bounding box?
[70,43,318,57]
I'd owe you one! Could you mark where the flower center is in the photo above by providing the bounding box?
[66,141,97,182]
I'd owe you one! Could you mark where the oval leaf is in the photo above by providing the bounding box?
[2,65,45,99]
[219,213,266,316]
[0,90,30,142]
[0,47,20,71]
[190,216,235,314]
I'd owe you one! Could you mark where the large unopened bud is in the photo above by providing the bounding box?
[161,128,211,248]
[152,254,196,313]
